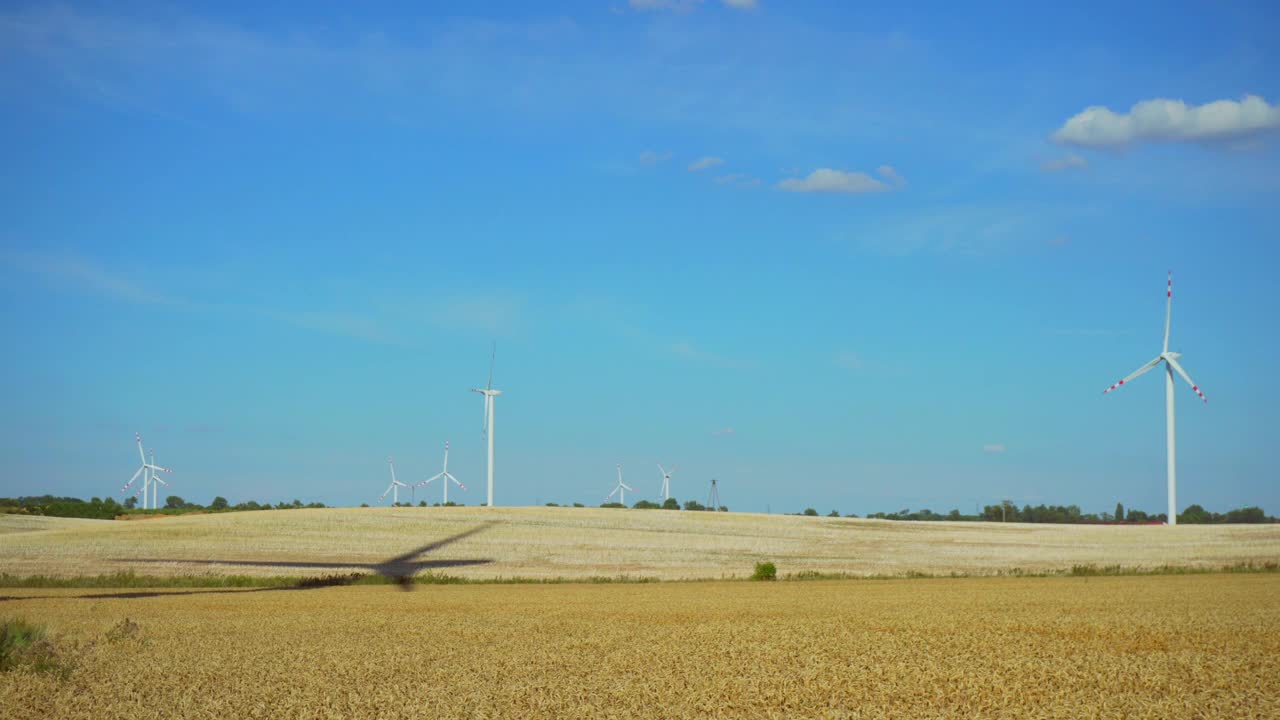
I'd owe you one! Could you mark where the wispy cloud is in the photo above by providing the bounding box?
[639,149,673,166]
[834,351,862,371]
[721,0,759,8]
[778,165,905,194]
[670,341,743,368]
[1052,95,1280,149]
[714,172,761,187]
[711,427,736,436]
[1,250,523,345]
[983,444,1006,454]
[629,0,702,12]
[3,250,179,305]
[687,156,724,172]
[1041,154,1088,172]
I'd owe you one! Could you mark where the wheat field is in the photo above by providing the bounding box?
[2,574,1277,719]
[1,507,1277,580]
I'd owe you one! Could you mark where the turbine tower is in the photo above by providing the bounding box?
[120,433,172,510]
[147,448,170,510]
[1103,272,1208,526]
[606,464,633,506]
[380,456,409,505]
[657,463,677,502]
[470,344,502,507]
[417,441,467,504]
[707,478,720,511]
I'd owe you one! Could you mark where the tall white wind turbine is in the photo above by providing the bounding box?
[1103,272,1208,526]
[120,433,172,510]
[606,464,634,506]
[380,456,409,505]
[470,344,502,507]
[657,463,677,502]
[416,441,467,504]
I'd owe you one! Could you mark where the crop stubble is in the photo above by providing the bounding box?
[1,574,1277,719]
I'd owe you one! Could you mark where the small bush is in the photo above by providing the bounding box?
[752,561,777,581]
[105,618,141,643]
[1,619,75,678]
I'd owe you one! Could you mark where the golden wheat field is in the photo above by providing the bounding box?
[1,574,1277,719]
[2,507,1278,580]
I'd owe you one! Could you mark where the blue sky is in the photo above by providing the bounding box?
[1,1,1278,514]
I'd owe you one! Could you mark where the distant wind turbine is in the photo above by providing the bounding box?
[606,464,633,506]
[380,456,409,505]
[119,433,172,510]
[471,344,502,507]
[657,463,677,502]
[417,441,467,504]
[1102,272,1209,526]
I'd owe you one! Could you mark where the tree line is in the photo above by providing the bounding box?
[798,501,1275,524]
[0,495,327,520]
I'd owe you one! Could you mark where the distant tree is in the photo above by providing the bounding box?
[947,509,962,520]
[292,499,303,508]
[633,500,660,509]
[359,503,369,508]
[600,502,626,509]
[164,495,185,509]
[717,506,728,512]
[545,502,559,507]
[683,500,706,511]
[827,510,840,517]
[1224,506,1268,524]
[845,513,860,519]
[802,508,818,517]
[1179,504,1211,524]
[418,501,427,507]
[123,497,138,509]
[572,502,585,508]
[210,496,229,510]
[662,498,680,510]
[1115,502,1125,523]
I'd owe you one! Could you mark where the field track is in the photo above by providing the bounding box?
[1,507,1277,580]
[1,574,1277,719]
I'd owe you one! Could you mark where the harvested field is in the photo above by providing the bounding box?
[1,574,1277,719]
[0,507,1276,581]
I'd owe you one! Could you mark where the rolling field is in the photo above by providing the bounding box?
[1,507,1278,581]
[2,574,1278,719]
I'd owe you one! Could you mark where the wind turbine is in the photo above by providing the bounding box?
[657,463,677,502]
[120,433,172,510]
[470,344,502,507]
[1103,272,1208,526]
[416,441,467,504]
[147,448,171,510]
[380,456,409,506]
[606,464,633,506]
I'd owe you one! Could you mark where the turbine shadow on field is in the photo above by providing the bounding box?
[113,522,497,592]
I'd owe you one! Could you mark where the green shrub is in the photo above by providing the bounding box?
[0,619,75,678]
[751,561,777,581]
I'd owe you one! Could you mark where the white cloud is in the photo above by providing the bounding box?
[721,0,758,8]
[1052,95,1280,148]
[639,149,673,166]
[3,250,177,305]
[711,427,735,436]
[1040,154,1088,172]
[687,156,724,172]
[876,164,906,187]
[983,444,1006,454]
[778,166,905,194]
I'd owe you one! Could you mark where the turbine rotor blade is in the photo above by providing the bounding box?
[1103,356,1163,395]
[1165,355,1208,403]
[486,341,495,391]
[621,482,634,492]
[447,473,466,490]
[416,473,445,488]
[122,466,144,492]
[1163,271,1172,353]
